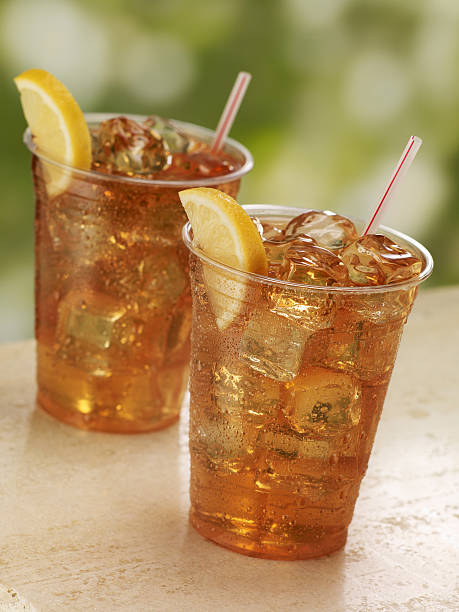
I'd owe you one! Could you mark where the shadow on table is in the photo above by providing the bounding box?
[22,403,181,462]
[176,523,346,610]
[16,405,185,506]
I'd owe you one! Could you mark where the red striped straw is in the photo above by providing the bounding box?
[211,71,252,154]
[363,135,423,235]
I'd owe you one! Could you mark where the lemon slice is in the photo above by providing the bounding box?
[14,68,91,196]
[179,187,268,329]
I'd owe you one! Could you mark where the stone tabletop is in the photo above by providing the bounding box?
[1,287,458,612]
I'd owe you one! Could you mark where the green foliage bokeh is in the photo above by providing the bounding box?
[1,0,458,340]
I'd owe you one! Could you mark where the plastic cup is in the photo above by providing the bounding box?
[24,113,253,433]
[183,204,433,559]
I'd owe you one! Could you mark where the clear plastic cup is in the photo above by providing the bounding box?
[25,114,253,433]
[184,205,433,559]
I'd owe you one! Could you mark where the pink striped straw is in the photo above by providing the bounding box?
[211,71,252,154]
[363,135,423,235]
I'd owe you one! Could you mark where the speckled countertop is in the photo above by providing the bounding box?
[1,287,458,612]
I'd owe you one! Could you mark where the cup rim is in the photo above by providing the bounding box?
[23,112,254,188]
[182,204,434,294]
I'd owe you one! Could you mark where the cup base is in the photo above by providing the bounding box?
[37,392,180,434]
[190,512,347,560]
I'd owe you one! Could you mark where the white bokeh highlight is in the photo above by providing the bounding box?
[344,50,411,124]
[286,0,352,29]
[116,33,196,105]
[1,0,111,107]
[413,20,459,104]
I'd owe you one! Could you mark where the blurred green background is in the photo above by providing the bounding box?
[1,0,458,341]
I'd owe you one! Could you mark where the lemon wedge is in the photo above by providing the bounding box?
[14,68,91,196]
[179,187,268,329]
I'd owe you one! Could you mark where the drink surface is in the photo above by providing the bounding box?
[34,115,244,433]
[90,115,241,180]
[250,209,422,287]
[188,208,424,559]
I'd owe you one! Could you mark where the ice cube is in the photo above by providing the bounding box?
[256,428,336,498]
[269,283,335,333]
[259,429,331,460]
[263,234,318,278]
[281,367,361,434]
[268,242,338,330]
[257,424,361,498]
[239,309,309,381]
[313,306,406,383]
[56,290,145,375]
[91,116,171,175]
[257,219,286,242]
[323,329,360,372]
[212,359,280,425]
[252,218,314,274]
[61,294,123,349]
[264,240,293,275]
[304,308,360,374]
[194,412,255,467]
[284,210,359,250]
[146,115,189,153]
[280,241,350,286]
[340,234,423,286]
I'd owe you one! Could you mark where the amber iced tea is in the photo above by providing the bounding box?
[185,205,432,559]
[28,114,252,433]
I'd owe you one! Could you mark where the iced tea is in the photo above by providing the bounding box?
[27,114,252,433]
[184,205,432,559]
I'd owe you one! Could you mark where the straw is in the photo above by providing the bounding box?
[211,71,252,154]
[363,135,423,235]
